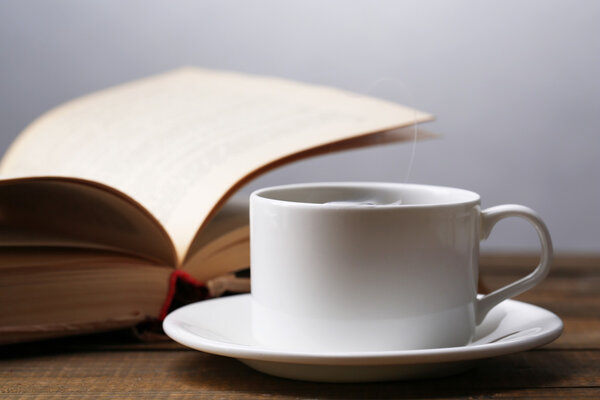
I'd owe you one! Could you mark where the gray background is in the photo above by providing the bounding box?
[1,0,598,253]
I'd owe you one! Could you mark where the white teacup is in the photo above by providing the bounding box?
[250,182,552,352]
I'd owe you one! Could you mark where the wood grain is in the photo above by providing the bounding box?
[1,254,599,399]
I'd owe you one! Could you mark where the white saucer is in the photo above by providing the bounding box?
[163,294,563,382]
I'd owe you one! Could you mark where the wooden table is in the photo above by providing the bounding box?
[2,255,599,399]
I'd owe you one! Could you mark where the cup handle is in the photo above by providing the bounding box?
[475,204,553,324]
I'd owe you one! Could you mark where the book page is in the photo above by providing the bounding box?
[0,68,433,262]
[182,194,250,280]
[0,247,170,344]
[0,178,176,266]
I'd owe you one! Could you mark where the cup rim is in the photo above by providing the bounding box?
[251,182,481,209]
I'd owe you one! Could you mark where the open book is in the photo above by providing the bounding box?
[0,67,434,344]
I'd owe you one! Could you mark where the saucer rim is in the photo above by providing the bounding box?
[163,294,563,367]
